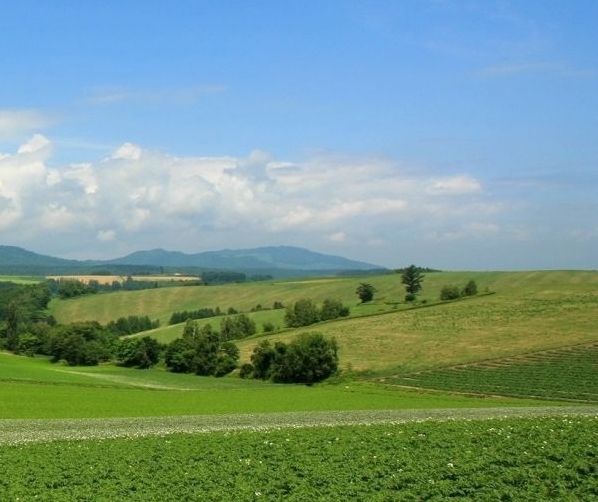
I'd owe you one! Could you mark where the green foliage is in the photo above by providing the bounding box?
[106,315,159,335]
[244,332,338,384]
[201,270,246,285]
[401,264,424,296]
[284,298,320,327]
[44,321,116,366]
[319,298,350,321]
[246,340,277,380]
[284,298,349,327]
[462,279,478,297]
[164,321,239,376]
[219,313,256,340]
[53,278,96,299]
[169,307,221,325]
[440,284,461,301]
[0,282,52,351]
[116,336,162,369]
[1,417,596,500]
[355,282,377,303]
[262,321,275,332]
[440,280,478,301]
[404,292,416,302]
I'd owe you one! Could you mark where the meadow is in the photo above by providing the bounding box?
[0,352,546,420]
[3,269,597,499]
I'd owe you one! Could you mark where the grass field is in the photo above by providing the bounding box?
[3,269,597,499]
[0,275,42,284]
[49,271,598,375]
[0,352,549,419]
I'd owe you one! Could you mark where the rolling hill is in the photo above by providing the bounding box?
[0,245,385,277]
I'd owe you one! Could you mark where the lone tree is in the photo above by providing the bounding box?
[401,265,424,300]
[355,282,377,303]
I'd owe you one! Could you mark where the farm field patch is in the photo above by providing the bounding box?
[386,342,598,402]
[0,414,596,500]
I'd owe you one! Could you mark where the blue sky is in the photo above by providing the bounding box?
[0,0,596,269]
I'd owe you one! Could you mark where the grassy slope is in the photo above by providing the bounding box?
[48,270,598,375]
[235,271,598,373]
[0,352,544,419]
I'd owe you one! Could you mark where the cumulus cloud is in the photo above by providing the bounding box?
[0,135,501,264]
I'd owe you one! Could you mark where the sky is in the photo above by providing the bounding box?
[0,0,596,270]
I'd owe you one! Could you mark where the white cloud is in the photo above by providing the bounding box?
[97,229,116,241]
[426,175,482,195]
[110,142,142,160]
[17,133,51,154]
[0,110,53,140]
[0,136,509,266]
[328,231,347,243]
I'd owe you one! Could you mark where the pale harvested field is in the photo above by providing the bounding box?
[47,275,200,284]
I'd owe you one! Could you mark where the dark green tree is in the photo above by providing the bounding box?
[247,340,277,380]
[116,336,161,368]
[284,298,320,327]
[462,280,478,297]
[165,321,239,376]
[45,321,115,366]
[220,314,256,340]
[401,265,424,299]
[355,282,377,303]
[319,298,350,321]
[272,333,338,385]
[242,333,338,385]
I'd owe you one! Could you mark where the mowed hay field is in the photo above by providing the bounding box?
[49,270,598,376]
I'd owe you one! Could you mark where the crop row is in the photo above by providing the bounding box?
[0,414,596,500]
[387,343,598,402]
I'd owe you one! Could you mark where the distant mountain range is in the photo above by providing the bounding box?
[0,245,386,277]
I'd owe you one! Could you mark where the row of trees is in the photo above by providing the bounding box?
[47,277,163,299]
[284,298,349,327]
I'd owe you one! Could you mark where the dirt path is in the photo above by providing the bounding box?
[1,406,596,445]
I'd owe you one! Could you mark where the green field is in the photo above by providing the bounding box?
[0,352,548,419]
[1,415,596,500]
[386,342,598,402]
[49,270,598,375]
[3,269,598,499]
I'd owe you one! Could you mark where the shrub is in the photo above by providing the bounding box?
[220,314,256,341]
[319,298,350,321]
[440,285,461,301]
[462,280,478,297]
[116,336,161,369]
[262,321,275,333]
[284,298,319,327]
[245,333,339,385]
[272,333,339,385]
